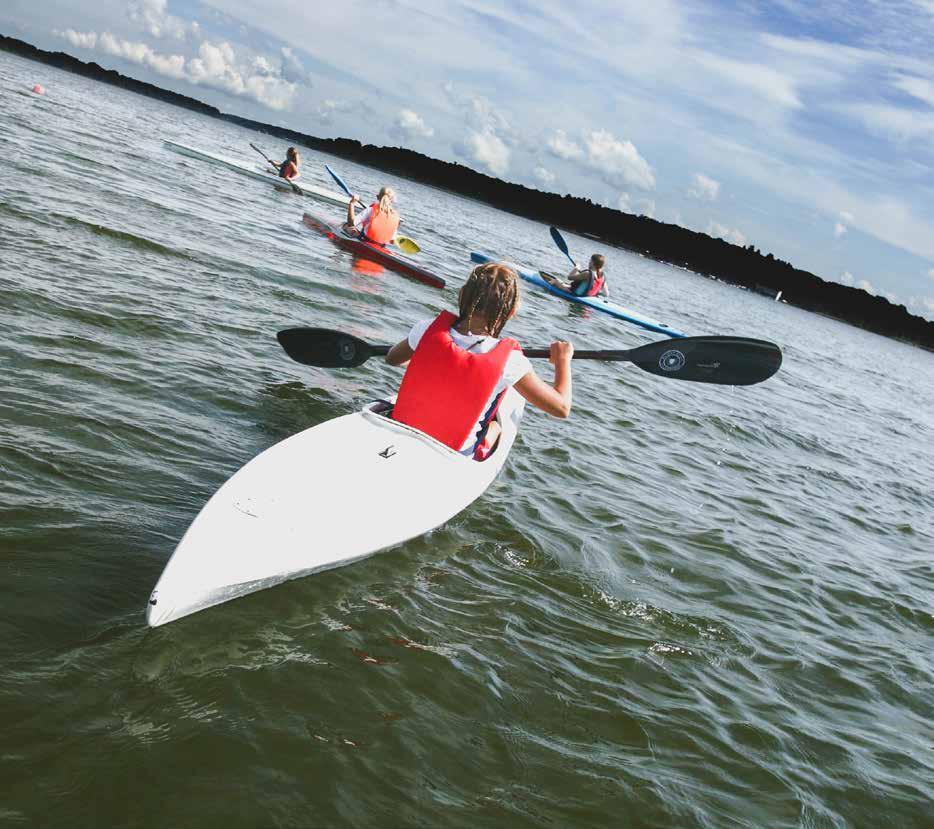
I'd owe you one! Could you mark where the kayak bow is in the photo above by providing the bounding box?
[146,392,524,627]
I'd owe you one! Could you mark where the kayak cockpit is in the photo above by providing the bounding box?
[362,393,523,464]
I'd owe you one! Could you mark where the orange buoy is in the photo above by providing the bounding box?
[32,84,45,95]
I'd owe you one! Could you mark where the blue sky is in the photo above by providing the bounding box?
[4,0,934,319]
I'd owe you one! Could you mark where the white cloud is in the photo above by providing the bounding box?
[892,75,934,106]
[546,129,583,161]
[59,29,98,49]
[279,47,309,84]
[583,130,655,190]
[841,271,855,285]
[617,192,631,212]
[693,52,802,110]
[394,109,434,138]
[708,221,747,246]
[533,166,555,186]
[927,268,934,280]
[688,172,720,201]
[127,0,195,40]
[857,279,876,294]
[469,95,511,135]
[834,211,854,238]
[466,128,510,175]
[55,30,297,110]
[95,32,186,79]
[845,103,934,142]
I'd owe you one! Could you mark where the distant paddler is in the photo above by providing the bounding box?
[249,142,301,181]
[276,147,301,181]
[346,186,401,247]
[542,253,609,298]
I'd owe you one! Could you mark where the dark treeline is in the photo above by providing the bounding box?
[5,34,932,350]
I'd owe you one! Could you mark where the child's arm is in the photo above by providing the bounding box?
[346,195,362,225]
[514,342,573,418]
[385,338,415,367]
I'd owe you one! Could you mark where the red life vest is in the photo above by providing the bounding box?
[585,270,605,297]
[363,202,400,245]
[393,311,520,451]
[279,160,298,180]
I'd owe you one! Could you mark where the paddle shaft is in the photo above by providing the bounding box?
[250,142,278,168]
[353,345,624,361]
[277,327,782,385]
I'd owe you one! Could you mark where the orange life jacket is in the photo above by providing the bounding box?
[363,202,400,245]
[392,311,520,451]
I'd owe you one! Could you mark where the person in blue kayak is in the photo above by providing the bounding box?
[386,262,574,459]
[542,253,608,297]
[277,147,300,181]
[346,186,400,247]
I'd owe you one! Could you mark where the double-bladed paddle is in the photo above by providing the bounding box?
[276,328,782,386]
[250,142,279,171]
[325,164,421,255]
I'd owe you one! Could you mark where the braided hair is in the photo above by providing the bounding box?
[458,263,520,337]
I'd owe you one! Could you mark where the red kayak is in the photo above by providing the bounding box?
[302,212,445,290]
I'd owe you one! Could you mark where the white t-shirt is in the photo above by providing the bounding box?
[352,205,374,232]
[408,318,533,453]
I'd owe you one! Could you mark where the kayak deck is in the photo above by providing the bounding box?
[471,252,686,337]
[163,140,349,207]
[303,211,445,289]
[146,393,524,627]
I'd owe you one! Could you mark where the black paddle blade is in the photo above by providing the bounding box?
[277,328,388,368]
[625,335,782,386]
[550,225,570,256]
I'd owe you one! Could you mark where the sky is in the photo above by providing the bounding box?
[4,0,934,320]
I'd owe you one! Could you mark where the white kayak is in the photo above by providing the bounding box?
[146,391,525,627]
[163,140,349,207]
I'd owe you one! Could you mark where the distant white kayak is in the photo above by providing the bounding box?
[146,391,525,627]
[163,140,349,207]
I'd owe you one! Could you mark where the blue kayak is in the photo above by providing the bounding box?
[470,252,686,338]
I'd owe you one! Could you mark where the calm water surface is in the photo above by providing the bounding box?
[1,52,932,828]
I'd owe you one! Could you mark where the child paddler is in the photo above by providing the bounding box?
[276,147,300,181]
[386,262,573,459]
[543,253,608,297]
[346,186,401,247]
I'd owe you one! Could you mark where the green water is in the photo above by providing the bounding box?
[1,51,932,828]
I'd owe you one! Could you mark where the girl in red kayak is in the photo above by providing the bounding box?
[346,186,400,247]
[386,262,574,459]
[278,147,300,181]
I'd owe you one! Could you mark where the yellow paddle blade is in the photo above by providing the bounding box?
[395,235,421,255]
